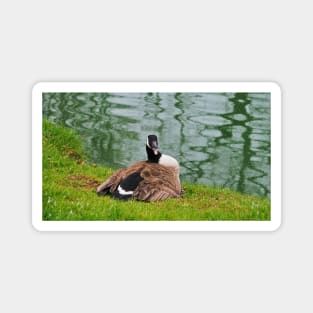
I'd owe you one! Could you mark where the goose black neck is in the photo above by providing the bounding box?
[146,145,161,163]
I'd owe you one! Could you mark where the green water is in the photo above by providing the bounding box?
[43,92,271,198]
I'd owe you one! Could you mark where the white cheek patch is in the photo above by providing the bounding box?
[146,137,151,148]
[117,185,133,195]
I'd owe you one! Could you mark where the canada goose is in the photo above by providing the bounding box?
[96,135,182,202]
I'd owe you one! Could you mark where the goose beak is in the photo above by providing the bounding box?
[152,141,158,155]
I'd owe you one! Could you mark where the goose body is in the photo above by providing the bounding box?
[97,135,182,202]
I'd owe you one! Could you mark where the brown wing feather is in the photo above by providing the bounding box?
[134,183,181,201]
[96,161,147,195]
[133,164,182,202]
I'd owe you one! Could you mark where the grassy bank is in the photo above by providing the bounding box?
[43,120,270,221]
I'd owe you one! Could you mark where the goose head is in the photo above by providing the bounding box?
[145,135,180,174]
[146,134,161,163]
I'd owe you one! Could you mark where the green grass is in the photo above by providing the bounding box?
[43,120,270,221]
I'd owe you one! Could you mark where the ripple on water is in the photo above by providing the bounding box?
[200,128,222,138]
[106,93,147,107]
[189,93,233,114]
[189,114,231,126]
[109,108,144,121]
[246,119,270,131]
[183,149,209,162]
[250,132,270,142]
[232,113,247,121]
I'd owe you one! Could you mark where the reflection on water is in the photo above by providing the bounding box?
[43,92,271,198]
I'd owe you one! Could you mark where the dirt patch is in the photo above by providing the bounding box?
[66,174,101,190]
[66,149,86,165]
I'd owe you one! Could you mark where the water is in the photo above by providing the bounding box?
[43,92,271,198]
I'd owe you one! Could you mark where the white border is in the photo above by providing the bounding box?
[32,82,281,231]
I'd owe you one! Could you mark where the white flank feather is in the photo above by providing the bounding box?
[117,185,133,195]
